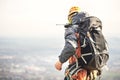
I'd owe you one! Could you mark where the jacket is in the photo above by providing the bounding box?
[59,25,78,63]
[59,12,89,63]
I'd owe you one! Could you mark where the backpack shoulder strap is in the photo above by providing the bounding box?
[75,32,81,58]
[87,31,97,53]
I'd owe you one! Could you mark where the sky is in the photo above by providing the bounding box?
[0,0,120,38]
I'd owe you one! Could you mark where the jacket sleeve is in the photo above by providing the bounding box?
[59,25,78,63]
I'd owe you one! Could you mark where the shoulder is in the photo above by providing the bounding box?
[64,25,78,36]
[65,25,78,32]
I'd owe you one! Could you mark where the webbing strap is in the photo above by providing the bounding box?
[87,32,98,54]
[75,33,81,58]
[73,55,78,68]
[81,53,92,64]
[81,38,87,47]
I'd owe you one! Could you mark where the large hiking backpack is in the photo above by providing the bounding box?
[75,16,109,70]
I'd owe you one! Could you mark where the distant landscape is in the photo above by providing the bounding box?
[0,37,119,80]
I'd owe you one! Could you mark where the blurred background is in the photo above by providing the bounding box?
[0,0,120,80]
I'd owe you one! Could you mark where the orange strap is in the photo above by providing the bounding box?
[69,33,81,64]
[75,33,81,58]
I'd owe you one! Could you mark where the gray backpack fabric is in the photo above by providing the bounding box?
[76,16,109,70]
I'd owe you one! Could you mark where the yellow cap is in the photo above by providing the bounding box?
[68,6,80,23]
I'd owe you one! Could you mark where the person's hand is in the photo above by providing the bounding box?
[55,61,62,71]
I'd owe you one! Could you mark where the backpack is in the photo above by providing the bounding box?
[75,16,109,70]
